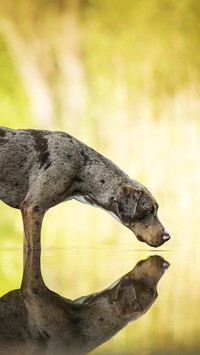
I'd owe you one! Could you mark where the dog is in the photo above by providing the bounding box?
[0,126,170,249]
[0,251,169,354]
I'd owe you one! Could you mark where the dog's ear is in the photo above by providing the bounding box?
[114,184,142,226]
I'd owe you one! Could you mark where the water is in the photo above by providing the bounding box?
[0,243,199,355]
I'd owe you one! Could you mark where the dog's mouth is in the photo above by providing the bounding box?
[126,219,171,248]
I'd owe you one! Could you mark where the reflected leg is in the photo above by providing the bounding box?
[21,248,45,294]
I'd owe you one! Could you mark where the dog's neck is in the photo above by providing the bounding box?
[64,144,134,222]
[73,194,121,222]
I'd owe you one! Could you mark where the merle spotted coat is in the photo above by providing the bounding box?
[0,127,170,249]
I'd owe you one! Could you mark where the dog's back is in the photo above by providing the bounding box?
[0,127,82,207]
[0,126,129,210]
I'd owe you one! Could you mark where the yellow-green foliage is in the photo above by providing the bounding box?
[0,38,31,126]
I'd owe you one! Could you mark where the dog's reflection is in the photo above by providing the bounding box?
[0,251,169,354]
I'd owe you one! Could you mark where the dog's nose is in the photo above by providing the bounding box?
[163,261,170,272]
[163,229,170,241]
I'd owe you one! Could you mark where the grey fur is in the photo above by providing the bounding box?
[0,127,170,248]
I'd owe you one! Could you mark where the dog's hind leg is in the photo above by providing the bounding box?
[20,200,45,250]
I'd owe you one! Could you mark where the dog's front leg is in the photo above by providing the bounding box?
[20,200,45,250]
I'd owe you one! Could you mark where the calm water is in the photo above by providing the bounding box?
[0,242,200,355]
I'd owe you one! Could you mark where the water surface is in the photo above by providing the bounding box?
[0,242,199,354]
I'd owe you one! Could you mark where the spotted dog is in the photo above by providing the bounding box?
[0,127,170,249]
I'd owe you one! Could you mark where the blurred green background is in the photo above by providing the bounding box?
[0,0,200,354]
[0,0,199,247]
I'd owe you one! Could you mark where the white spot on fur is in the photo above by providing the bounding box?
[106,210,121,223]
[73,195,121,223]
[74,277,121,304]
[74,195,88,204]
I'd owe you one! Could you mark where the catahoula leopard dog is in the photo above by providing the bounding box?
[0,126,170,249]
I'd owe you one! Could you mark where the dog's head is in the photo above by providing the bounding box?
[113,255,169,318]
[114,183,170,247]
